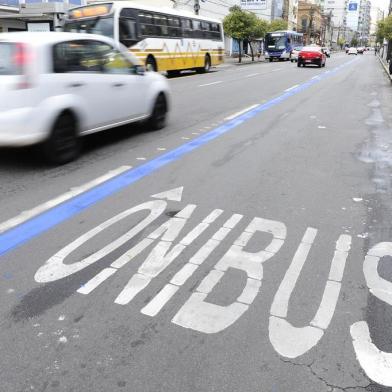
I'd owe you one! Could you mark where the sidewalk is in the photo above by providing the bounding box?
[377,55,392,83]
[223,55,267,66]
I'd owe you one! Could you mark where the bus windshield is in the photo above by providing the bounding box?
[265,33,286,50]
[64,17,114,38]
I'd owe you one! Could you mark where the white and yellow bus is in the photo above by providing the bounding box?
[63,2,225,75]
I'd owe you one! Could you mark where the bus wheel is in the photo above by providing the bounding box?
[146,56,157,72]
[197,54,211,73]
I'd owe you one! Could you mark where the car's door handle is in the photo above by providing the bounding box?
[112,83,125,88]
[67,82,84,88]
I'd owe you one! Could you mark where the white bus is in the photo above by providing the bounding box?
[64,2,225,75]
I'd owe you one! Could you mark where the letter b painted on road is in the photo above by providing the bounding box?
[172,217,286,333]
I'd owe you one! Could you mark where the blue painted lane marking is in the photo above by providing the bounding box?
[0,58,359,257]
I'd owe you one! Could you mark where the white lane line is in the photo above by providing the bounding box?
[0,165,131,235]
[157,147,166,151]
[198,81,223,87]
[246,73,260,77]
[311,75,320,79]
[284,84,300,92]
[272,68,283,72]
[136,157,147,161]
[224,104,259,121]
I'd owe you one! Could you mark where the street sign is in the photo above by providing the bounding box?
[348,2,358,11]
[240,0,267,10]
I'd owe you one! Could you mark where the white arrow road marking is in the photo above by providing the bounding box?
[269,231,351,358]
[151,187,184,202]
[0,166,131,235]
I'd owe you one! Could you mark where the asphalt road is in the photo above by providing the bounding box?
[1,52,392,392]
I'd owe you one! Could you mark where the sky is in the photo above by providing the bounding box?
[372,0,389,14]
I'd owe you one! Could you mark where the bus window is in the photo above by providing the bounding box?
[139,12,156,36]
[119,18,137,45]
[192,20,202,39]
[167,16,181,37]
[181,18,193,38]
[153,14,168,37]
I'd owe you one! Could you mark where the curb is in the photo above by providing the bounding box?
[377,55,392,82]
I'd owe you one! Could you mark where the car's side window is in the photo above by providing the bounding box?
[53,40,106,73]
[53,40,135,75]
[100,47,134,74]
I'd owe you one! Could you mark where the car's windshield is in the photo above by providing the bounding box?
[0,42,22,75]
[302,46,321,52]
[64,17,114,38]
[265,33,286,50]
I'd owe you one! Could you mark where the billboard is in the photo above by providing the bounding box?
[240,0,267,10]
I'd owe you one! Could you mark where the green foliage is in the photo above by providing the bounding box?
[267,19,288,32]
[377,16,392,43]
[223,7,267,41]
[350,37,358,47]
[337,37,345,49]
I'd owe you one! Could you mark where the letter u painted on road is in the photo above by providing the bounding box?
[269,229,352,358]
[172,217,287,333]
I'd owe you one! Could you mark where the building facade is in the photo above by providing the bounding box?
[0,0,85,32]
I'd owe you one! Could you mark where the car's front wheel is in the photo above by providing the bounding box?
[147,94,167,131]
[43,112,80,165]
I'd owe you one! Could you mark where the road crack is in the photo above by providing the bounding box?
[279,357,371,391]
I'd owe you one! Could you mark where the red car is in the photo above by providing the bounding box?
[297,46,326,68]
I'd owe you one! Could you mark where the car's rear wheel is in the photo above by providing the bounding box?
[269,58,273,62]
[43,112,80,165]
[147,94,167,131]
[318,60,322,68]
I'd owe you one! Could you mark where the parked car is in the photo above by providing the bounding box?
[357,47,365,54]
[0,32,170,164]
[297,46,326,68]
[290,46,303,62]
[347,47,358,55]
[321,47,331,57]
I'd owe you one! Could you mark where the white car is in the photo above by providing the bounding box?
[0,32,170,164]
[290,46,303,62]
[347,47,358,55]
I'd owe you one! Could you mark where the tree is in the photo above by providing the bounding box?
[223,6,267,62]
[350,37,358,47]
[268,19,288,32]
[377,16,392,43]
[248,17,269,61]
[337,37,345,50]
